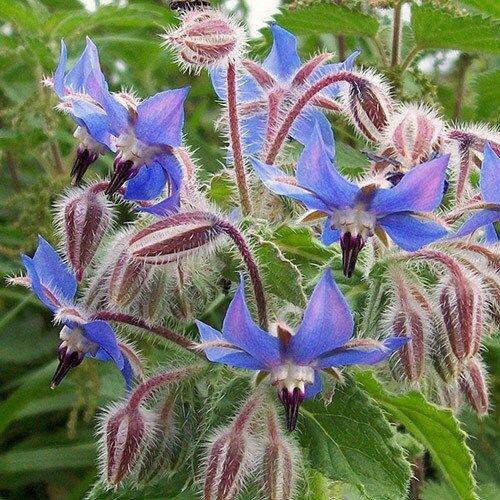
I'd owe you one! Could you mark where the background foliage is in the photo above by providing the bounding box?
[0,0,498,498]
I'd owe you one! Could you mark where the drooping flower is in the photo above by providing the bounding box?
[91,77,189,213]
[251,125,449,277]
[196,270,407,431]
[453,143,500,243]
[19,237,130,388]
[50,38,113,183]
[210,23,358,156]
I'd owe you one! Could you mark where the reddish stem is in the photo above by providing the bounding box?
[92,311,203,356]
[226,62,252,215]
[264,71,355,164]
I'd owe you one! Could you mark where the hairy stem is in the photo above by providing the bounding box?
[452,53,472,121]
[217,219,269,330]
[391,2,402,67]
[91,311,203,356]
[226,62,252,215]
[264,71,355,164]
[399,45,421,72]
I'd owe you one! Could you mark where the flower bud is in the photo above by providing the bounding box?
[100,403,156,487]
[260,408,296,500]
[57,186,113,281]
[437,381,460,411]
[108,247,153,309]
[459,357,489,416]
[129,212,226,265]
[382,104,444,168]
[136,393,177,483]
[342,69,393,142]
[203,392,263,500]
[163,10,246,73]
[431,319,460,383]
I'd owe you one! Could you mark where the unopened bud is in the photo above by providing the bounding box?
[129,211,226,265]
[437,381,460,411]
[261,408,296,500]
[108,247,153,308]
[57,186,113,281]
[203,392,263,500]
[342,69,393,142]
[136,393,177,483]
[431,320,460,383]
[382,104,444,168]
[163,10,246,73]
[459,357,489,416]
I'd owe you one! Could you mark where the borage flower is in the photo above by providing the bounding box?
[92,78,189,214]
[196,270,407,431]
[19,237,130,388]
[454,143,500,243]
[50,38,113,183]
[251,126,450,277]
[211,23,358,156]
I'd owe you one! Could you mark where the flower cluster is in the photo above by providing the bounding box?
[11,3,498,495]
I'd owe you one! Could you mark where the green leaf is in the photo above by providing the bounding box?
[273,4,379,37]
[299,376,411,499]
[473,70,500,123]
[356,371,477,500]
[0,443,96,473]
[0,0,42,32]
[254,238,307,306]
[207,171,238,210]
[459,0,500,18]
[411,6,500,53]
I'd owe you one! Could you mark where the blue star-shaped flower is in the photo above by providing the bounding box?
[196,270,407,431]
[21,237,131,389]
[454,143,500,243]
[251,125,449,277]
[52,38,113,183]
[211,23,358,157]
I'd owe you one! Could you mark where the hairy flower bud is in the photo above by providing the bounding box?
[342,69,393,142]
[100,403,156,487]
[260,408,296,500]
[203,392,263,500]
[459,357,489,416]
[57,185,113,281]
[129,212,226,265]
[386,269,429,383]
[382,104,444,168]
[163,10,246,73]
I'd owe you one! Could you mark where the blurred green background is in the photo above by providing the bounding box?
[0,0,498,498]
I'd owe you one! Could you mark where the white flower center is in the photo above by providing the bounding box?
[113,132,164,166]
[73,126,108,156]
[270,363,315,393]
[331,206,376,238]
[59,326,99,356]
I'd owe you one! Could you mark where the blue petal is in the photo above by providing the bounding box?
[124,163,167,201]
[21,255,58,312]
[240,112,267,156]
[263,24,301,82]
[296,124,358,209]
[134,87,189,147]
[65,38,105,95]
[53,40,67,98]
[71,99,112,148]
[210,68,262,102]
[221,276,281,367]
[453,209,500,239]
[291,108,334,157]
[307,49,360,98]
[321,217,341,245]
[484,223,499,244]
[304,370,323,399]
[378,212,448,251]
[91,80,130,137]
[287,270,354,364]
[137,188,181,217]
[316,336,408,368]
[370,155,449,215]
[195,321,267,370]
[120,357,134,392]
[83,320,124,370]
[480,143,500,204]
[250,157,331,212]
[22,236,77,311]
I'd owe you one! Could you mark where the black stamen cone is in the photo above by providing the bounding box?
[279,387,304,432]
[50,345,84,389]
[71,148,98,185]
[340,232,365,278]
[105,159,135,196]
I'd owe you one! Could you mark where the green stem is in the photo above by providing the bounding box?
[391,2,403,67]
[400,45,421,72]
